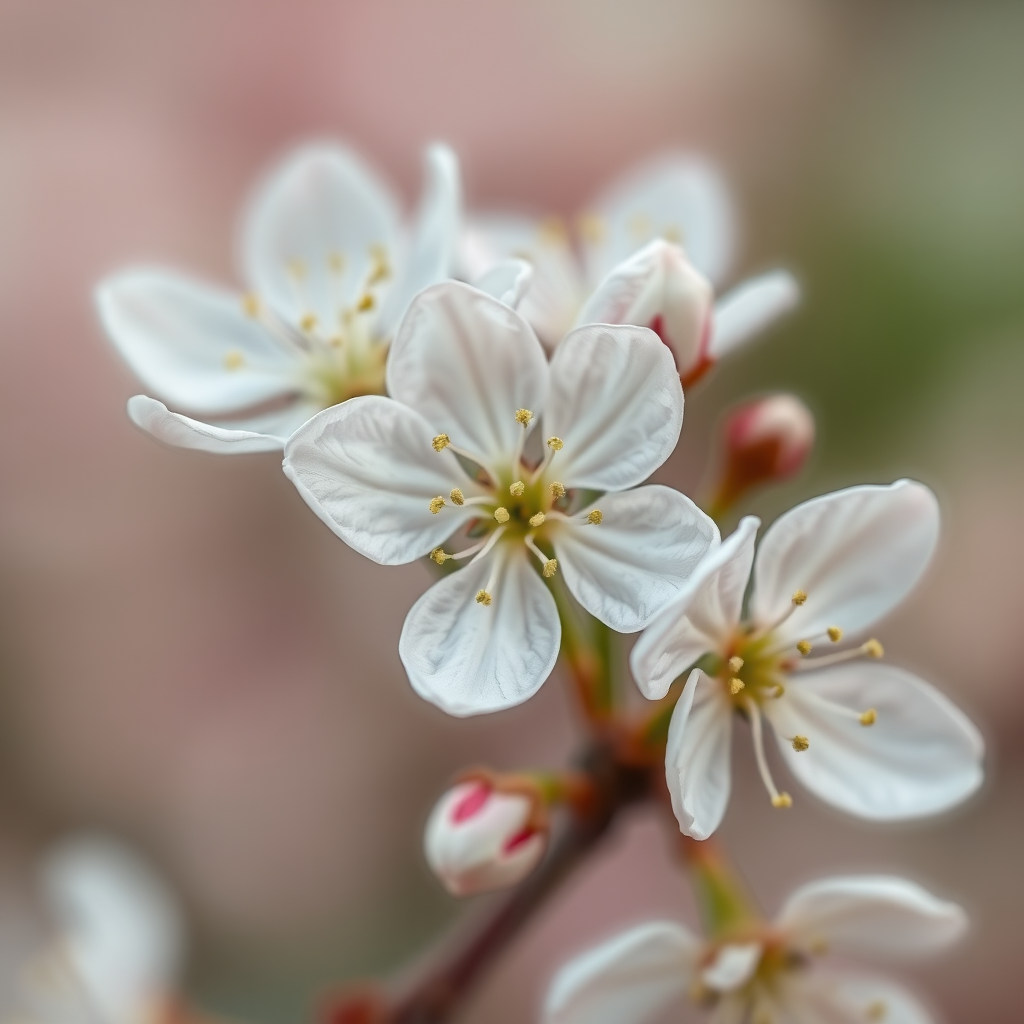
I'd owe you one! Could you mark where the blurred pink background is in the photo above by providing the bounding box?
[1,1,1022,1020]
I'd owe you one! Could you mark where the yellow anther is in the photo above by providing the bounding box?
[429,548,451,565]
[529,512,546,528]
[432,434,451,452]
[577,212,605,245]
[863,639,884,658]
[860,708,877,727]
[241,293,260,317]
[356,293,375,312]
[729,678,746,695]
[300,313,318,332]
[367,257,391,285]
[792,735,810,752]
[768,682,786,698]
[549,481,566,499]
[792,589,808,606]
[509,480,525,497]
[628,212,652,238]
[328,336,343,348]
[475,590,492,606]
[542,558,558,578]
[515,408,534,427]
[796,640,812,656]
[494,507,510,524]
[865,1001,887,1022]
[728,656,744,673]
[327,251,345,274]
[287,259,307,279]
[808,936,829,956]
[538,216,568,246]
[449,488,465,506]
[662,223,683,244]
[429,496,445,515]
[827,626,843,642]
[771,792,793,809]
[546,436,564,451]
[586,509,603,525]
[223,350,245,371]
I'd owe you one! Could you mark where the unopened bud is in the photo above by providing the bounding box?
[424,781,547,896]
[709,394,814,518]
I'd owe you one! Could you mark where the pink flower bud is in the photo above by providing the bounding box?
[712,394,815,514]
[424,781,547,896]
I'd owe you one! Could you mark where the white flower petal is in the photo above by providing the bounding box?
[127,395,294,453]
[545,325,683,491]
[765,663,984,820]
[241,142,400,328]
[751,480,940,646]
[585,153,736,287]
[574,240,713,378]
[777,875,967,960]
[630,517,758,699]
[376,143,462,337]
[786,971,937,1024]
[96,269,300,413]
[386,281,549,468]
[473,258,534,309]
[460,213,587,350]
[399,545,560,716]
[554,486,719,632]
[665,670,733,839]
[41,837,182,1024]
[283,395,480,564]
[544,921,699,1024]
[709,270,800,359]
[700,943,763,993]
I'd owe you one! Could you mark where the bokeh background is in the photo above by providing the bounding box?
[1,0,1022,1020]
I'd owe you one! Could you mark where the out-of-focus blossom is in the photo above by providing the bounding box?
[630,481,983,837]
[709,393,815,516]
[460,153,799,384]
[97,143,461,453]
[424,779,547,896]
[284,281,718,716]
[18,837,183,1024]
[544,875,966,1024]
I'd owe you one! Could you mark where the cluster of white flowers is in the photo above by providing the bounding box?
[95,139,985,1023]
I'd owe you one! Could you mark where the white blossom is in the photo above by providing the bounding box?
[284,281,718,716]
[460,153,799,383]
[630,481,984,837]
[545,875,966,1024]
[97,142,461,453]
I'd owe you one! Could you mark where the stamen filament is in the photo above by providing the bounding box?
[466,525,507,567]
[792,687,878,726]
[795,640,884,671]
[752,590,810,639]
[745,698,792,809]
[524,534,557,577]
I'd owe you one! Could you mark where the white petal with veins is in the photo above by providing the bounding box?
[474,258,534,309]
[127,395,293,453]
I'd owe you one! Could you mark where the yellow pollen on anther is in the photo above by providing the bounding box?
[327,251,345,274]
[729,678,745,695]
[449,488,465,506]
[772,793,793,809]
[865,1000,888,1022]
[828,626,843,642]
[287,259,307,279]
[728,656,744,673]
[515,408,534,427]
[356,293,375,312]
[494,507,510,524]
[863,639,884,658]
[792,735,810,752]
[792,589,808,606]
[550,481,566,499]
[223,350,245,371]
[860,708,877,727]
[662,224,683,244]
[546,436,564,451]
[432,434,450,452]
[529,512,546,527]
[475,590,492,606]
[769,682,786,698]
[367,257,390,285]
[429,548,451,565]
[628,212,652,238]
[577,212,605,245]
[538,216,568,246]
[429,496,445,515]
[796,640,812,656]
[300,313,318,332]
[241,293,260,317]
[587,510,603,525]
[543,559,558,578]
[509,480,525,497]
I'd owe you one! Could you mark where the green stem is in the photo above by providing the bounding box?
[679,835,760,939]
[549,578,616,719]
